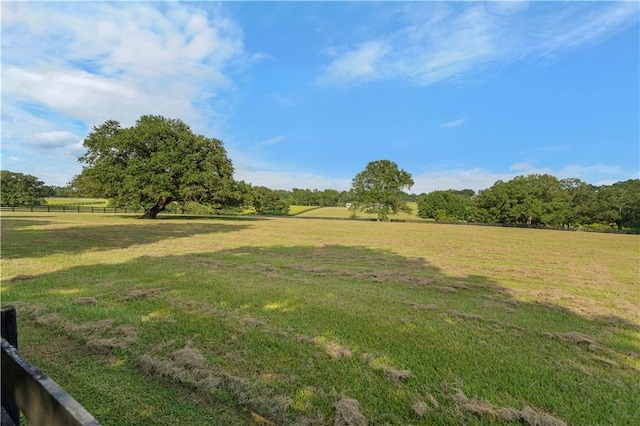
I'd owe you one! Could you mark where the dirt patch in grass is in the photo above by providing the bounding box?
[334,397,367,426]
[453,390,566,425]
[123,288,164,301]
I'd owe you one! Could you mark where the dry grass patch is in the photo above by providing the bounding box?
[123,288,164,301]
[334,397,367,426]
[239,315,265,327]
[453,391,567,425]
[382,366,412,382]
[312,337,353,359]
[139,344,291,425]
[35,314,138,353]
[171,341,208,370]
[411,394,440,416]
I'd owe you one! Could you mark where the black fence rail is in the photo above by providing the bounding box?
[0,205,142,214]
[1,306,100,426]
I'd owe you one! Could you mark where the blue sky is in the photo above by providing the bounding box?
[2,1,638,193]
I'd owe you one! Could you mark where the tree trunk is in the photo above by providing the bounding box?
[140,196,172,219]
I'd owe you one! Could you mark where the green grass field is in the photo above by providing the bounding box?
[1,212,638,425]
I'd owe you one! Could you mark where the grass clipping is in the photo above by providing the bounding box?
[453,391,566,426]
[36,314,137,353]
[334,397,367,426]
[139,341,289,425]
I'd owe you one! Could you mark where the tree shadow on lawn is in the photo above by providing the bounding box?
[4,244,639,425]
[118,214,270,222]
[0,216,252,260]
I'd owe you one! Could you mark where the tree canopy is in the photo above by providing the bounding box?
[417,190,475,221]
[0,170,48,206]
[595,179,640,230]
[251,186,290,215]
[75,115,242,218]
[350,160,414,221]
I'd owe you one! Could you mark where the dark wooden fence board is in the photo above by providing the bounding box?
[1,307,100,425]
[1,307,20,424]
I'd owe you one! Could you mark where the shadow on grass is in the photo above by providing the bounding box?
[0,216,252,259]
[3,244,639,425]
[138,214,269,222]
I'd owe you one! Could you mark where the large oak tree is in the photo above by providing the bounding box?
[75,115,242,218]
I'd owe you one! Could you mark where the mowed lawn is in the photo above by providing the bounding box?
[1,212,638,425]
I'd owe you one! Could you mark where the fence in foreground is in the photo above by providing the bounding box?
[1,306,100,426]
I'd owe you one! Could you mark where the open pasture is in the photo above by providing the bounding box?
[1,212,638,425]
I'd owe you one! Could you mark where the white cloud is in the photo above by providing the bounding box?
[440,118,466,129]
[412,168,514,194]
[228,145,350,191]
[316,41,390,86]
[411,162,629,194]
[1,2,254,186]
[557,164,622,177]
[262,135,287,146]
[31,131,82,150]
[509,162,535,172]
[235,168,351,191]
[536,3,638,54]
[1,1,248,151]
[317,2,638,87]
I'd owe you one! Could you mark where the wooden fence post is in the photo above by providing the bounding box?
[1,306,20,425]
[1,307,17,349]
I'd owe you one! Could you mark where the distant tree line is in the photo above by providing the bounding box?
[2,115,637,229]
[0,170,84,207]
[415,174,640,230]
[3,166,638,230]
